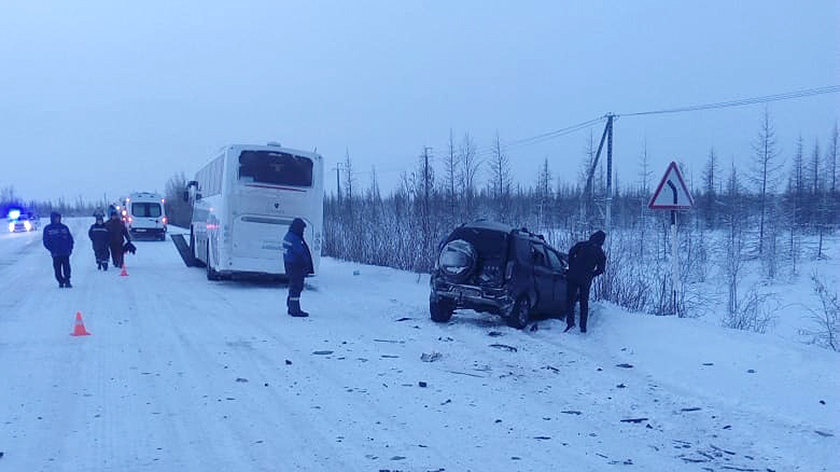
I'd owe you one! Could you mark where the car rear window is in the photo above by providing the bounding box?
[446,227,508,260]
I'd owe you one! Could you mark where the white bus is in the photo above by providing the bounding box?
[186,143,323,280]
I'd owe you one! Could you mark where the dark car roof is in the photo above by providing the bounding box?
[457,220,553,247]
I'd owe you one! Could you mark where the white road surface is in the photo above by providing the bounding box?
[0,218,837,471]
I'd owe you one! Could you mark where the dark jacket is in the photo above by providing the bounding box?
[43,212,74,257]
[104,218,130,247]
[88,222,110,251]
[283,219,313,274]
[567,230,607,285]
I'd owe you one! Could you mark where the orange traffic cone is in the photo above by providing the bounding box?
[71,312,90,336]
[120,264,129,277]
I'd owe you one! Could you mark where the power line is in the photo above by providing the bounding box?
[473,116,606,160]
[358,84,839,175]
[618,85,840,117]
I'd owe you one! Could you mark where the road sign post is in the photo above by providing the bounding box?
[649,161,694,316]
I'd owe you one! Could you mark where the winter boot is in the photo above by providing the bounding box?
[103,262,108,271]
[564,323,576,333]
[65,281,73,288]
[288,300,309,317]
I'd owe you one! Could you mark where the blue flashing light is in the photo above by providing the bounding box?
[7,209,21,220]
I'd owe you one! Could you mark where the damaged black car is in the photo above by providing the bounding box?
[429,221,570,329]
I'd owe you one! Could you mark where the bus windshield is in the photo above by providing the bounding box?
[238,151,313,187]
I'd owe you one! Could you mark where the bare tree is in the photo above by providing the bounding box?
[489,131,512,220]
[343,148,355,217]
[535,158,552,230]
[723,160,746,316]
[786,135,806,275]
[750,108,782,255]
[829,121,838,195]
[445,129,459,215]
[801,273,840,351]
[458,132,480,219]
[701,147,719,228]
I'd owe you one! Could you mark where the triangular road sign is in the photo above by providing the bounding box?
[649,161,694,210]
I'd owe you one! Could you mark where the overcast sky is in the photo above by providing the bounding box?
[1,1,838,203]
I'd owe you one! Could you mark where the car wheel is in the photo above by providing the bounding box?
[430,297,453,323]
[507,296,531,329]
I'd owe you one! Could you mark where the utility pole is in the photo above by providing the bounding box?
[422,146,432,246]
[605,113,615,238]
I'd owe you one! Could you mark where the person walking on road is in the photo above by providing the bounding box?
[43,211,74,288]
[282,218,314,317]
[565,230,607,333]
[104,208,131,270]
[88,211,111,270]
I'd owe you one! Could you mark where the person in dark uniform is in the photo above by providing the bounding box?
[282,218,314,317]
[565,230,607,333]
[104,208,131,269]
[42,211,74,288]
[88,211,111,270]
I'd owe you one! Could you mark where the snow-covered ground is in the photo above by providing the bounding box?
[0,218,837,471]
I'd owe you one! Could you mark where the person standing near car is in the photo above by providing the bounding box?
[105,208,131,270]
[282,218,314,317]
[565,230,607,333]
[43,211,74,288]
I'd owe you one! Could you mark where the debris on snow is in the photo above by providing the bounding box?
[285,359,292,365]
[312,350,333,355]
[418,381,427,388]
[489,344,517,352]
[235,377,248,383]
[487,331,503,337]
[620,418,649,424]
[616,363,634,368]
[445,370,486,378]
[395,317,413,322]
[681,407,702,412]
[420,352,442,362]
[560,410,582,415]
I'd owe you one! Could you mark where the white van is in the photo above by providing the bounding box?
[127,192,168,240]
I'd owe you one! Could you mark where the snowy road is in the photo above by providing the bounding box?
[1,219,838,471]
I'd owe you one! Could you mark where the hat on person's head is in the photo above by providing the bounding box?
[589,230,606,246]
[290,218,306,236]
